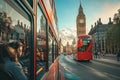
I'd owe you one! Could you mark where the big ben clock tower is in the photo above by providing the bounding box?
[76,2,86,36]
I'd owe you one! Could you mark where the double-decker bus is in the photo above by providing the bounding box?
[74,35,93,61]
[0,0,61,80]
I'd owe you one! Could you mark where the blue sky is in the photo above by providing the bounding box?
[55,0,120,45]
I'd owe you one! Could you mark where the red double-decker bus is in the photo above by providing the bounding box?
[74,35,93,61]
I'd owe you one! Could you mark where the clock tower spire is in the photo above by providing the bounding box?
[76,0,86,36]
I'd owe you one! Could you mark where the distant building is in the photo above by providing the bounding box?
[63,46,66,52]
[0,12,12,41]
[0,13,26,42]
[59,39,63,53]
[66,42,72,55]
[89,9,120,54]
[113,9,120,24]
[71,38,77,54]
[88,18,113,52]
[76,1,86,36]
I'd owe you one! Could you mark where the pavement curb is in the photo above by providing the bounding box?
[93,58,120,67]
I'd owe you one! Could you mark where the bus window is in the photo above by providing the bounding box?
[0,0,32,79]
[78,37,91,52]
[82,38,90,45]
[36,4,47,79]
[53,41,56,61]
[48,35,53,67]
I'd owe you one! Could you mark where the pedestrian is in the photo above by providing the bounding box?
[116,50,120,61]
[98,51,101,58]
[94,51,98,59]
[102,50,105,56]
[0,41,28,80]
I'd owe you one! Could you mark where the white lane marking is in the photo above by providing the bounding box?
[65,55,116,80]
[103,72,120,79]
[77,63,113,80]
[64,67,73,73]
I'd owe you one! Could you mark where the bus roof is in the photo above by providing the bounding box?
[78,35,90,38]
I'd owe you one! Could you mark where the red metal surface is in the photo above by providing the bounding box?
[76,35,93,61]
[86,40,93,52]
[42,57,59,80]
[39,0,58,43]
[59,64,64,80]
[77,52,92,60]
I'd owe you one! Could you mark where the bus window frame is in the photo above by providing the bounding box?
[36,3,49,77]
[3,0,35,80]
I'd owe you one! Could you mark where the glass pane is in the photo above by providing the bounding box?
[82,38,89,45]
[78,37,91,52]
[0,0,31,80]
[36,5,47,80]
[27,0,33,8]
[48,36,52,67]
[54,43,58,58]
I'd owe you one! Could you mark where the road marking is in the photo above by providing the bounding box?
[77,62,113,80]
[60,55,120,80]
[60,55,81,80]
[103,72,120,80]
[64,55,118,80]
[64,66,81,80]
[64,72,80,80]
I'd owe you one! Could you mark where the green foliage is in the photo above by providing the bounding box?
[105,23,120,51]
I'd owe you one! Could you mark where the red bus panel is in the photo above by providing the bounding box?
[76,35,93,61]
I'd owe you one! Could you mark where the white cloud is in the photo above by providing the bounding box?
[59,27,77,46]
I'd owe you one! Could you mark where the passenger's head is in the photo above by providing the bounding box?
[7,41,24,57]
[6,41,24,62]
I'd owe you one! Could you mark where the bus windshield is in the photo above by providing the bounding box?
[82,37,90,45]
[78,37,91,52]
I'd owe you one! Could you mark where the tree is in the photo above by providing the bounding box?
[105,23,120,53]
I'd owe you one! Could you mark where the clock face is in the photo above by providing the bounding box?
[80,19,84,23]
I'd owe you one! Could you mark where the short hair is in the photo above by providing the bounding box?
[0,43,10,62]
[7,41,23,49]
[0,41,23,62]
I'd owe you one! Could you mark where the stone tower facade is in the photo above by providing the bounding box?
[76,2,86,36]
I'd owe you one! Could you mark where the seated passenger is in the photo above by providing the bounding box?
[0,41,28,80]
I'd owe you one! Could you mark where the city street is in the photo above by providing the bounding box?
[59,53,120,80]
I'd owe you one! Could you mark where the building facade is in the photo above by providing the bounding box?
[89,9,120,54]
[88,18,113,53]
[76,2,86,36]
[88,18,113,51]
[66,42,72,55]
[71,38,77,54]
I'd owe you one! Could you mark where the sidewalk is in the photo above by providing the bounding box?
[93,54,120,66]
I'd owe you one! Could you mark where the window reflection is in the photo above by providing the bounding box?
[36,5,47,80]
[0,0,31,79]
[48,36,52,67]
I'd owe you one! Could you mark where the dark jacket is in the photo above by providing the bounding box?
[116,52,120,57]
[3,57,28,80]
